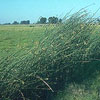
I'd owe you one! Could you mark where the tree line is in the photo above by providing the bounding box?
[2,20,30,25]
[2,17,100,25]
[2,16,62,25]
[37,16,62,24]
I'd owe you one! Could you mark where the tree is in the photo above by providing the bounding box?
[97,18,100,24]
[26,20,30,24]
[48,16,58,24]
[12,21,19,25]
[3,23,11,25]
[20,20,30,24]
[38,17,47,24]
[59,19,62,23]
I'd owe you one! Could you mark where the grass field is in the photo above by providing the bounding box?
[0,25,48,58]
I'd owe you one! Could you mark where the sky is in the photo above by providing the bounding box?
[0,0,100,24]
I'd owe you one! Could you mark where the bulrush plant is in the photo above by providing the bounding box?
[0,10,100,100]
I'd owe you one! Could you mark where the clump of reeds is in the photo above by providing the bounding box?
[0,10,100,100]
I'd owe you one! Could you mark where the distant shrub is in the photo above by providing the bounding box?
[29,25,35,27]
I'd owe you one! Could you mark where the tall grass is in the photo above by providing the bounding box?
[0,10,100,100]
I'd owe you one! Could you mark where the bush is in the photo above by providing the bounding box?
[0,10,100,100]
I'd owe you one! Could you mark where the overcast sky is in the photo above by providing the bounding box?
[0,0,100,23]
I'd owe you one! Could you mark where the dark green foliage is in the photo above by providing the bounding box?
[20,20,30,24]
[58,18,62,23]
[48,16,58,24]
[97,18,100,24]
[3,23,11,25]
[12,21,19,25]
[0,10,100,100]
[39,17,47,24]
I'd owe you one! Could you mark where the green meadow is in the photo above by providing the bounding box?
[0,25,47,58]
